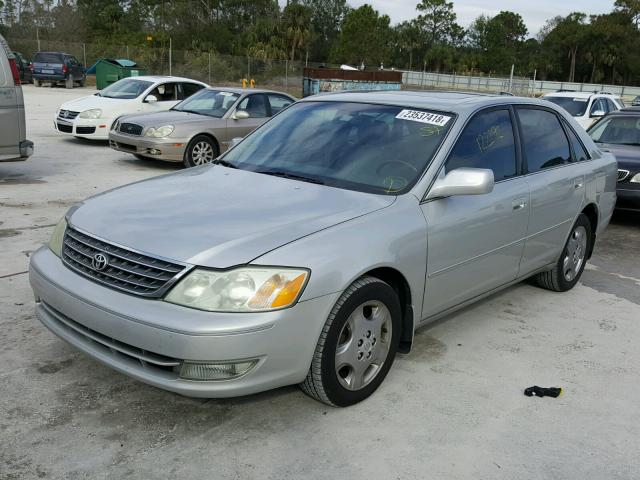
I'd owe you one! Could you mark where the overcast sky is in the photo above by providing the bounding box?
[288,0,617,36]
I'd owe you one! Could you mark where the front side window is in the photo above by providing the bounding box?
[588,115,640,146]
[220,101,454,195]
[517,108,571,172]
[545,96,588,117]
[99,78,153,99]
[172,89,240,118]
[446,108,517,182]
[237,94,269,118]
[149,82,178,102]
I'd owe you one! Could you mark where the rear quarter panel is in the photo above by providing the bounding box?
[0,40,23,161]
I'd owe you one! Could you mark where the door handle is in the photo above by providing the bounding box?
[512,198,527,210]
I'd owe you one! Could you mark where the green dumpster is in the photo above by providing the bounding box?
[89,58,146,90]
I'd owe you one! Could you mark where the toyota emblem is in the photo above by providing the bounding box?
[92,252,109,271]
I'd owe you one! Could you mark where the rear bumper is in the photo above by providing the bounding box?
[34,74,66,82]
[29,246,336,398]
[616,187,640,211]
[109,131,186,162]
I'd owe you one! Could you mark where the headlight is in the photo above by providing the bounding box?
[79,109,102,119]
[165,267,309,312]
[145,125,174,138]
[48,217,67,257]
[631,173,640,183]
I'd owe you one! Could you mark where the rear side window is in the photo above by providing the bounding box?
[34,52,64,63]
[517,108,571,172]
[268,94,294,115]
[446,108,517,182]
[181,82,205,99]
[605,99,618,112]
[564,123,590,162]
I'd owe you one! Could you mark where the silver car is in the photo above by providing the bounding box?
[0,34,33,162]
[29,92,617,406]
[109,87,296,167]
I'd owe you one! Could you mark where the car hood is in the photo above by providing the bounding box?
[118,110,223,127]
[60,95,134,113]
[599,143,640,171]
[68,166,395,268]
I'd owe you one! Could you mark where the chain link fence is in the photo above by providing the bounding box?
[8,38,342,97]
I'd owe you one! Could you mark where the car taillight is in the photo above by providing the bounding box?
[62,65,68,74]
[8,58,20,85]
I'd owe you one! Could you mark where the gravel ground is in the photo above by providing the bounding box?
[1,85,639,480]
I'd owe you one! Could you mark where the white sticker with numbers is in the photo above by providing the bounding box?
[395,110,451,126]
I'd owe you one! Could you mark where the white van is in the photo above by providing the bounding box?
[0,34,33,162]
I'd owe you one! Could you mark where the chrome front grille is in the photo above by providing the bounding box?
[62,226,188,297]
[58,109,79,121]
[618,169,630,182]
[119,122,143,136]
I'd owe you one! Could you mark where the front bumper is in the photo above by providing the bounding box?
[616,187,640,211]
[29,247,337,398]
[109,130,186,162]
[54,116,112,140]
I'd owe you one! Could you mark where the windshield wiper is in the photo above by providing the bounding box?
[256,170,325,185]
[213,159,238,169]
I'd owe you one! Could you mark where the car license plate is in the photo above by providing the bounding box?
[42,69,54,74]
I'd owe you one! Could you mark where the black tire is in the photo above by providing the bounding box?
[183,134,219,168]
[533,213,592,292]
[300,276,402,407]
[65,76,74,89]
[133,154,149,161]
[79,78,86,87]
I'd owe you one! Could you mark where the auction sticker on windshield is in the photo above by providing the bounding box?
[396,110,451,126]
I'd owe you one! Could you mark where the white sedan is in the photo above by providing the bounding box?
[54,76,208,140]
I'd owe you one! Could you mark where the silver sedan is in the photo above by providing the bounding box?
[30,91,617,406]
[109,87,296,167]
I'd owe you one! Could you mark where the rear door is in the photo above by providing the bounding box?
[0,36,22,161]
[516,106,585,275]
[421,106,530,316]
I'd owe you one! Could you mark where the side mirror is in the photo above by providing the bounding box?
[234,110,250,120]
[591,110,606,118]
[426,168,495,200]
[145,94,158,104]
[230,137,243,148]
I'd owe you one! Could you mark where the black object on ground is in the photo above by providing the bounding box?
[524,386,562,398]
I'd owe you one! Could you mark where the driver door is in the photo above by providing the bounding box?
[421,107,530,317]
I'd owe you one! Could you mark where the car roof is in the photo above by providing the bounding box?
[204,86,294,95]
[299,90,541,114]
[121,75,207,84]
[543,91,620,99]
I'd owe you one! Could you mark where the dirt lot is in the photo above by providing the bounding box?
[1,85,639,480]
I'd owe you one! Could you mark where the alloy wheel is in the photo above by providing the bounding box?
[563,225,587,282]
[191,141,215,165]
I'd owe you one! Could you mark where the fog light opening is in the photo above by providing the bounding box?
[147,148,162,155]
[179,360,258,381]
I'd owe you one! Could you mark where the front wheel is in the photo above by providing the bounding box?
[183,135,219,168]
[300,276,401,407]
[533,214,592,292]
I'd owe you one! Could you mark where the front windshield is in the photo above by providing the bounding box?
[545,96,589,117]
[220,101,454,195]
[172,89,240,117]
[100,78,154,99]
[589,115,640,146]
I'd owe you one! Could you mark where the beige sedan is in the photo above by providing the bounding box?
[109,87,295,167]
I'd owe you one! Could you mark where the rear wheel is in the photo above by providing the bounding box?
[183,135,218,168]
[300,276,401,407]
[533,214,592,292]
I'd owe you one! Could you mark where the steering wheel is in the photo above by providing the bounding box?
[376,160,418,175]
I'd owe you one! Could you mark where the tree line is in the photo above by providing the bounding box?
[1,0,640,85]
